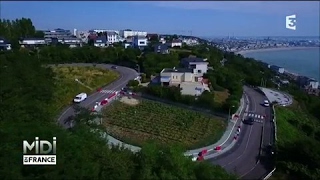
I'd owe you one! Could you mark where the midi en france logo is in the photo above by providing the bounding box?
[23,137,57,165]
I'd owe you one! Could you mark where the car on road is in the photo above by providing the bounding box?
[263,100,270,107]
[73,93,87,103]
[243,117,254,125]
[111,65,117,69]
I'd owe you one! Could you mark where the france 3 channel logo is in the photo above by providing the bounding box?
[23,137,56,165]
[286,14,297,30]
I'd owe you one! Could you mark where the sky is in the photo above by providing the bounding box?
[1,1,319,37]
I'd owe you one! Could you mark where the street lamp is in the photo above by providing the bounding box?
[228,105,235,121]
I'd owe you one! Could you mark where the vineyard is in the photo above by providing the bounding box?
[102,99,226,149]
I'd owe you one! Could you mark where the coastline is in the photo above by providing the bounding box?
[236,46,320,55]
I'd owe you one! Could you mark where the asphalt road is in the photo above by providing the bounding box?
[207,86,274,179]
[57,63,138,128]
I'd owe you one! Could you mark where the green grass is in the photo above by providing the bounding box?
[102,99,227,149]
[50,66,119,112]
[273,102,320,179]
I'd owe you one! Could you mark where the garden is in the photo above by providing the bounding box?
[102,99,227,149]
[50,65,119,113]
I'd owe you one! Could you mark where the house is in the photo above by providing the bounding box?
[167,39,182,48]
[154,44,169,54]
[19,38,46,48]
[160,68,194,86]
[94,36,107,47]
[269,65,285,74]
[106,31,119,44]
[132,35,148,49]
[0,37,11,51]
[181,57,209,76]
[160,67,206,96]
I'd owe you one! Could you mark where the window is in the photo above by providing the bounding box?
[198,70,202,73]
[139,41,145,44]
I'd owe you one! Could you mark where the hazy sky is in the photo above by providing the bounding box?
[1,1,319,37]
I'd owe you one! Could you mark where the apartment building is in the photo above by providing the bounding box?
[119,30,147,38]
[42,28,72,39]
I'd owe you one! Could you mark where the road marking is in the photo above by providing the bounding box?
[254,114,258,118]
[222,123,254,168]
[218,93,248,147]
[99,89,118,94]
[239,162,259,178]
[257,115,261,118]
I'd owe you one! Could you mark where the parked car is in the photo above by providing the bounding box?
[73,93,87,103]
[111,65,117,69]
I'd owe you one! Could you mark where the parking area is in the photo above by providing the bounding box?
[259,87,293,106]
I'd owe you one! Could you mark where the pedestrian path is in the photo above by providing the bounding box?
[99,89,118,94]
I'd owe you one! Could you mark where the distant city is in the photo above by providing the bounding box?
[207,36,320,52]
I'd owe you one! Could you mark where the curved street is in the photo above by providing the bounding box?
[207,86,274,179]
[57,64,274,179]
[57,63,138,128]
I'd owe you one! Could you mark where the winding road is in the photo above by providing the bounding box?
[207,86,274,179]
[57,63,138,128]
[57,64,274,179]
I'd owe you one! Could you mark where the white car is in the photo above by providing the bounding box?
[263,100,270,107]
[73,93,87,103]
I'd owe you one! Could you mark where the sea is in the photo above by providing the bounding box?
[243,48,320,81]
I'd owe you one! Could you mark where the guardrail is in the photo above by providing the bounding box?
[272,105,277,141]
[263,168,276,180]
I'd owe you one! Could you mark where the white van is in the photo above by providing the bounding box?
[264,100,270,107]
[73,93,87,103]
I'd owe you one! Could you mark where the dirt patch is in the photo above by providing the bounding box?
[119,96,140,106]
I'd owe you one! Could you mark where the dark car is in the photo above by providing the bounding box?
[111,65,117,69]
[243,117,254,125]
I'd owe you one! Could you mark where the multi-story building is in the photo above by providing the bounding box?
[132,35,148,49]
[106,32,119,44]
[42,28,72,39]
[92,29,120,34]
[119,30,147,38]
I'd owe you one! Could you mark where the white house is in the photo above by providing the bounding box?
[160,68,195,86]
[167,39,183,48]
[120,30,147,38]
[160,67,206,96]
[181,57,209,77]
[132,36,148,49]
[106,32,119,44]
